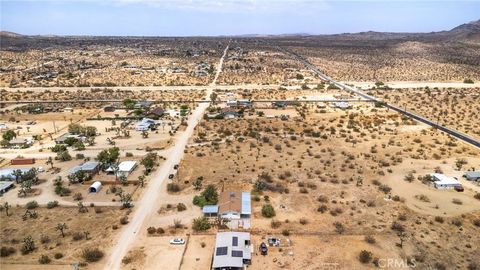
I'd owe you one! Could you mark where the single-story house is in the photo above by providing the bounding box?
[69,161,100,177]
[106,161,137,178]
[221,108,240,119]
[0,168,34,181]
[0,181,14,194]
[54,133,85,144]
[333,101,350,109]
[88,181,102,193]
[464,171,480,181]
[9,137,33,148]
[0,123,7,130]
[212,232,252,270]
[203,191,251,229]
[227,99,252,108]
[134,100,152,109]
[145,107,164,119]
[136,118,156,131]
[431,173,462,189]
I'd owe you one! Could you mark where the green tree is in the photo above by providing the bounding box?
[192,216,211,231]
[201,185,218,205]
[2,130,16,141]
[96,147,120,169]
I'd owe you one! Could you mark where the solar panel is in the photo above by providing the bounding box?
[232,236,238,246]
[232,250,243,257]
[216,246,228,256]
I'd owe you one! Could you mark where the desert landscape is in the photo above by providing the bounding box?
[1,15,480,270]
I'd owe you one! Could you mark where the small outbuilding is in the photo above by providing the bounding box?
[0,181,14,194]
[88,181,102,193]
[106,161,137,178]
[463,171,480,181]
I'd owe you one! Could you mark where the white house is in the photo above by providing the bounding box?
[136,118,156,131]
[212,232,252,270]
[106,161,137,178]
[431,173,461,189]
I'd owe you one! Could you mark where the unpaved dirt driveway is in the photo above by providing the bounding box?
[103,45,229,270]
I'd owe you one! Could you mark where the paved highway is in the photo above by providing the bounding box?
[277,46,480,149]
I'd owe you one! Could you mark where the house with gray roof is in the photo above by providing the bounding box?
[212,232,252,270]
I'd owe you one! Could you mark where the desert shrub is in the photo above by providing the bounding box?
[147,227,156,234]
[271,219,281,229]
[200,242,206,248]
[359,250,372,263]
[364,235,376,244]
[73,193,83,201]
[25,201,38,209]
[299,218,308,225]
[40,235,50,244]
[464,78,474,84]
[451,218,463,227]
[94,207,102,214]
[39,255,51,264]
[398,213,407,221]
[434,262,446,270]
[167,183,180,192]
[47,201,59,209]
[317,204,328,213]
[54,253,63,259]
[177,203,187,211]
[120,216,129,225]
[122,256,132,264]
[82,248,104,262]
[452,198,463,205]
[282,229,290,236]
[192,217,211,231]
[317,195,328,203]
[474,193,480,200]
[72,232,84,241]
[334,222,345,234]
[391,222,405,232]
[434,216,445,223]
[156,227,165,234]
[261,204,276,218]
[467,262,478,270]
[0,247,16,257]
[378,184,391,194]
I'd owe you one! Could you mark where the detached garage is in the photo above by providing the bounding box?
[88,181,102,193]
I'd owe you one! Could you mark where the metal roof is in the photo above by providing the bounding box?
[0,181,14,192]
[0,168,32,179]
[431,173,461,186]
[241,192,251,215]
[202,205,219,214]
[81,161,100,171]
[464,171,480,178]
[212,232,251,269]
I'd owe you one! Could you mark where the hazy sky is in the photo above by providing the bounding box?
[1,0,479,36]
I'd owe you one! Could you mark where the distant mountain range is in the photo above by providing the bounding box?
[1,19,479,42]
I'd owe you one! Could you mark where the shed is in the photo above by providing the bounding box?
[464,171,480,181]
[88,181,102,193]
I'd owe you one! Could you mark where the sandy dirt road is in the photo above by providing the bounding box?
[103,45,229,270]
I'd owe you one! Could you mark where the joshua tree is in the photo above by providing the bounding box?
[13,169,23,184]
[55,223,68,238]
[84,231,90,240]
[46,156,54,169]
[138,175,145,187]
[4,202,11,216]
[116,189,132,208]
[77,201,88,213]
[22,235,35,253]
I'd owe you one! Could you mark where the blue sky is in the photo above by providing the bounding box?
[1,0,479,36]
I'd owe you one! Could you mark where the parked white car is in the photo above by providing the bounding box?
[170,238,185,245]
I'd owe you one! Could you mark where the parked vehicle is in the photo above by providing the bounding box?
[168,174,175,179]
[260,242,268,255]
[170,238,185,245]
[454,185,464,192]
